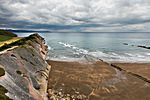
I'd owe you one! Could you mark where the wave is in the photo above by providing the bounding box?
[53,41,150,63]
[58,42,74,48]
[48,46,53,50]
[146,53,150,56]
[58,42,88,54]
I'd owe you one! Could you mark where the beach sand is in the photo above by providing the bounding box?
[47,60,150,100]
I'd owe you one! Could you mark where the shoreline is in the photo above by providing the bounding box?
[48,58,150,64]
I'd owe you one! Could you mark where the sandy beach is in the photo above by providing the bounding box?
[47,60,150,100]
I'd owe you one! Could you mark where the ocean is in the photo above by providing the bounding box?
[16,32,150,63]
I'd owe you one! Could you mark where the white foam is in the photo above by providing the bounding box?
[146,53,150,56]
[89,51,108,57]
[58,42,73,48]
[58,41,88,54]
[54,41,150,63]
[88,51,150,63]
[111,53,118,56]
[136,54,145,58]
[48,46,53,50]
[49,56,84,62]
[125,53,133,56]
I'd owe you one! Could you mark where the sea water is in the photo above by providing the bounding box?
[16,32,150,63]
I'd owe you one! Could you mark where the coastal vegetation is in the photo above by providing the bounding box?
[0,30,21,47]
[0,33,40,51]
[0,35,13,42]
[0,29,17,38]
[0,37,21,47]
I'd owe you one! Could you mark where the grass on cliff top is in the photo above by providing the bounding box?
[0,29,18,42]
[0,33,39,52]
[0,29,17,37]
[0,37,22,47]
[0,35,13,42]
[0,30,21,47]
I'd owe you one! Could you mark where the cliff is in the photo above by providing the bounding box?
[0,34,51,100]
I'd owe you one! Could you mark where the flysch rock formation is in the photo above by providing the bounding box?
[0,34,51,100]
[47,60,150,100]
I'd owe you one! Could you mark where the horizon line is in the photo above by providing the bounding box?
[1,29,150,33]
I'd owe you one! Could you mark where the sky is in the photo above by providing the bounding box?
[0,0,150,32]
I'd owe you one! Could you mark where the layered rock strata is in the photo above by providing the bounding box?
[0,34,51,100]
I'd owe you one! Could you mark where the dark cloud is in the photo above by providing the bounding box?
[0,0,150,32]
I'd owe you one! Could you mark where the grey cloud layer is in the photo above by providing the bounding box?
[0,0,150,31]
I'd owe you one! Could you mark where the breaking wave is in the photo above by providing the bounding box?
[49,42,150,63]
[58,42,88,54]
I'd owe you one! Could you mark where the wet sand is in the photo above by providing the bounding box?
[47,60,150,100]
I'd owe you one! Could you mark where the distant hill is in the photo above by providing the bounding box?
[6,29,51,33]
[0,29,17,37]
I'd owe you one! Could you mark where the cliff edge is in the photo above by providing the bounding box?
[0,33,51,100]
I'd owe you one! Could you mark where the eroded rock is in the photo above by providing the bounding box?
[47,60,150,100]
[0,34,51,100]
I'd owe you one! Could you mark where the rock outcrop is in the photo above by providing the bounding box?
[0,34,51,100]
[47,60,150,100]
[123,43,150,49]
[137,45,150,49]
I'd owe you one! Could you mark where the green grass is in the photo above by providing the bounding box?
[0,37,21,47]
[0,30,21,47]
[0,29,17,42]
[0,30,17,37]
[0,34,38,51]
[0,35,13,42]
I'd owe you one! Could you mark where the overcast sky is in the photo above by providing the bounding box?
[0,0,150,32]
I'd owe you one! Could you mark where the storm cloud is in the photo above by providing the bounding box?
[0,0,150,32]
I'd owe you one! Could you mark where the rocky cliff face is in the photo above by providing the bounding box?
[0,34,51,100]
